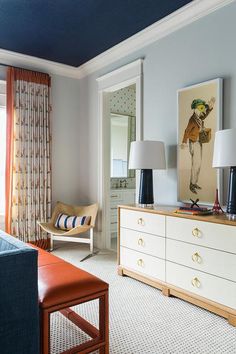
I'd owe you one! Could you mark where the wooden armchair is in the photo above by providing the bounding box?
[38,201,98,261]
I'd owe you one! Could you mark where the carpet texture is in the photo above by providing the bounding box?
[51,243,236,354]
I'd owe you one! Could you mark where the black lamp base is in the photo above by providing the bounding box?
[226,166,236,218]
[139,169,154,205]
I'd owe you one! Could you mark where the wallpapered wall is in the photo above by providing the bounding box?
[110,85,136,116]
[110,85,136,189]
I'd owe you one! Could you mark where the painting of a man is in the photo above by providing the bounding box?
[178,79,222,204]
[181,97,215,194]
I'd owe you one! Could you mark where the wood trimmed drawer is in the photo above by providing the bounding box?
[166,238,236,282]
[166,261,236,309]
[120,227,165,259]
[166,216,236,254]
[120,209,165,236]
[120,247,165,281]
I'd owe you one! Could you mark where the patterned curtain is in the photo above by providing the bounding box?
[5,67,51,248]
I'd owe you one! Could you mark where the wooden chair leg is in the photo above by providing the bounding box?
[41,309,50,354]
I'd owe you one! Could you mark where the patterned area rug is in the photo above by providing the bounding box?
[51,243,236,354]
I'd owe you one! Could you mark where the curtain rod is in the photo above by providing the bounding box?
[0,63,49,76]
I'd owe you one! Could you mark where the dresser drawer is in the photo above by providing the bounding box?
[120,209,165,236]
[166,238,236,282]
[120,227,165,259]
[120,247,165,281]
[110,191,123,201]
[110,214,117,224]
[120,228,165,259]
[110,205,118,216]
[111,222,117,233]
[166,216,236,254]
[166,261,236,309]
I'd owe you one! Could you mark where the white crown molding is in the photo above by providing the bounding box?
[0,48,77,78]
[0,0,234,79]
[76,0,234,79]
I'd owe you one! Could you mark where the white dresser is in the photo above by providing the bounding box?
[118,205,236,326]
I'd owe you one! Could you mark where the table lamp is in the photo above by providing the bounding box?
[212,128,236,219]
[129,140,166,206]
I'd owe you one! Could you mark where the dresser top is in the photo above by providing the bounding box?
[118,204,236,227]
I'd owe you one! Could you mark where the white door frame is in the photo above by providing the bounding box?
[96,59,143,249]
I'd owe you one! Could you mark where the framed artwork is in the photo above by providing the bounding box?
[177,78,223,205]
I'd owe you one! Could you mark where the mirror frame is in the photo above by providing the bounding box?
[110,112,135,179]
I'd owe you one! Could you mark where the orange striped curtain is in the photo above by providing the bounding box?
[5,67,51,248]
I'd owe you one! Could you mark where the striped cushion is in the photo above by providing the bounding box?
[55,213,91,230]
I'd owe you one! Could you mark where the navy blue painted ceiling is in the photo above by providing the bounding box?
[0,0,192,67]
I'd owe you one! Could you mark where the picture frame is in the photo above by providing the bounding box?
[177,78,223,205]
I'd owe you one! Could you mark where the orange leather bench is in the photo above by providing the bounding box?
[34,246,109,354]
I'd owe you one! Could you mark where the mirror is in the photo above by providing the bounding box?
[110,113,135,178]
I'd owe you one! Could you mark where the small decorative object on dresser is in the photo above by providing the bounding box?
[129,140,166,206]
[118,204,236,327]
[213,128,236,219]
[212,188,224,215]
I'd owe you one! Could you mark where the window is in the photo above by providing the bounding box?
[0,81,6,216]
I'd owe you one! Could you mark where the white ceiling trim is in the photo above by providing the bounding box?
[0,0,234,79]
[0,48,77,78]
[77,0,234,79]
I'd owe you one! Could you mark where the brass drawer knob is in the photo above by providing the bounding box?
[138,217,144,225]
[192,227,201,238]
[137,258,144,267]
[138,237,144,246]
[191,252,202,264]
[191,277,201,288]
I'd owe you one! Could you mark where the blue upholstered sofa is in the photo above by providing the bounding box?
[0,231,39,354]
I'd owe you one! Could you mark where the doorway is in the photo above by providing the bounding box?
[109,85,136,250]
[97,60,143,250]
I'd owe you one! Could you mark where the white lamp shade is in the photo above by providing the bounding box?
[129,140,166,170]
[213,129,236,168]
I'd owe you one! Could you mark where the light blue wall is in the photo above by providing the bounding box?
[77,2,236,205]
[0,66,6,80]
[51,74,80,205]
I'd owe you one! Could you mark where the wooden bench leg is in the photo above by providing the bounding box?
[99,292,109,353]
[41,291,109,354]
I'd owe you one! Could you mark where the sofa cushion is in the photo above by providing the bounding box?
[0,238,17,252]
